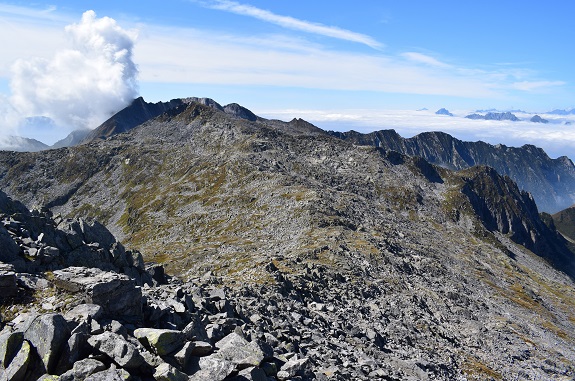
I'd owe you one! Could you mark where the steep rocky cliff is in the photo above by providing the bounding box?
[330,129,575,213]
[553,205,575,242]
[1,100,575,380]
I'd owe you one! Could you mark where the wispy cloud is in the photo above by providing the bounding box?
[512,80,566,92]
[200,0,384,49]
[0,3,67,21]
[134,25,502,98]
[401,52,451,68]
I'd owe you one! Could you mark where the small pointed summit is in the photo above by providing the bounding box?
[435,108,453,116]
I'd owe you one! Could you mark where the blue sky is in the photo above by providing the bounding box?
[1,1,575,158]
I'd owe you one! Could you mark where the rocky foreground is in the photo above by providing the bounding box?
[1,188,575,381]
[0,191,318,381]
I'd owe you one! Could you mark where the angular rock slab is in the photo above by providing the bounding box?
[59,358,106,381]
[154,363,189,381]
[214,332,264,369]
[53,267,142,318]
[88,331,145,369]
[189,356,235,381]
[133,328,185,356]
[64,303,103,323]
[23,313,70,374]
[2,340,32,381]
[229,366,269,381]
[0,331,24,368]
[277,357,310,380]
[83,365,132,381]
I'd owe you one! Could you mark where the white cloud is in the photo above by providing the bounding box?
[259,108,575,159]
[0,94,20,145]
[201,0,384,49]
[401,52,451,68]
[8,10,139,130]
[512,80,566,92]
[134,25,500,98]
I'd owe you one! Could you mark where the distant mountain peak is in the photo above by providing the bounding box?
[435,108,453,116]
[547,108,575,115]
[465,112,519,121]
[0,135,49,152]
[530,115,549,124]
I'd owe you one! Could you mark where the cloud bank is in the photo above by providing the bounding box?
[7,10,138,133]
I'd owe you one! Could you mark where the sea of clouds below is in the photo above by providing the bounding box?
[260,109,575,160]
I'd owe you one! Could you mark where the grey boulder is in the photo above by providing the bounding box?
[53,267,142,318]
[87,332,145,369]
[23,313,70,374]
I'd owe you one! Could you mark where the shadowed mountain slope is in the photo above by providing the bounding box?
[553,205,575,242]
[329,129,575,213]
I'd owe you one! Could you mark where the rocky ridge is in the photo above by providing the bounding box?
[80,97,260,144]
[329,129,575,213]
[0,100,575,379]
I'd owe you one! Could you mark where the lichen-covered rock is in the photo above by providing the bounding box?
[1,339,32,381]
[133,328,184,356]
[22,313,70,374]
[0,331,24,368]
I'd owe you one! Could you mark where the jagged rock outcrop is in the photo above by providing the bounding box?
[453,166,575,276]
[80,97,187,143]
[0,190,153,293]
[81,97,262,144]
[223,103,258,122]
[329,129,575,213]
